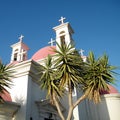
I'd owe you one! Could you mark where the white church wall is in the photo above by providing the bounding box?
[8,60,43,120]
[98,94,120,120]
[25,76,33,120]
[76,90,89,120]
[72,88,80,120]
[9,75,29,120]
[84,93,120,120]
[28,76,47,120]
[86,100,100,120]
[60,92,69,118]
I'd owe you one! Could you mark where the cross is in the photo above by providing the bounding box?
[79,49,84,56]
[19,49,27,61]
[48,38,56,46]
[19,35,24,42]
[59,16,66,24]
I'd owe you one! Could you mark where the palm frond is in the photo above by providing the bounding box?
[83,51,117,103]
[0,61,14,102]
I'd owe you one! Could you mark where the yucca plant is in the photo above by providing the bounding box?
[38,43,117,120]
[83,52,117,103]
[0,60,13,102]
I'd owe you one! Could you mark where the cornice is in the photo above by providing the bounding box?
[10,59,42,83]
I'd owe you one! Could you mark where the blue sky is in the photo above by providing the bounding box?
[0,0,120,91]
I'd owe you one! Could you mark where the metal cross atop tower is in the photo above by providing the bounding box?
[79,49,84,56]
[48,38,56,46]
[19,35,24,42]
[59,16,66,24]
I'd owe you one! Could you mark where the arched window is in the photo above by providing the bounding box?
[60,35,65,46]
[59,31,65,34]
[23,54,26,61]
[14,49,18,52]
[14,49,18,61]
[14,53,17,61]
[59,31,65,46]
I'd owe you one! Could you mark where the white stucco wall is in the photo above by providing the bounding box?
[84,93,120,120]
[76,90,88,120]
[8,60,45,120]
[98,94,120,120]
[9,75,29,120]
[7,60,120,120]
[27,76,46,120]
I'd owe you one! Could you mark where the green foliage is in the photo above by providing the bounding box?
[39,55,64,103]
[54,43,85,90]
[83,51,117,103]
[0,61,13,102]
[38,43,117,119]
[39,44,117,102]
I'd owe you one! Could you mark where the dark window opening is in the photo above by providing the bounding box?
[30,117,32,120]
[23,54,26,61]
[14,53,17,61]
[60,35,65,46]
[14,58,17,61]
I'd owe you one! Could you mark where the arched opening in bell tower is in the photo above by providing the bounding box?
[59,31,66,46]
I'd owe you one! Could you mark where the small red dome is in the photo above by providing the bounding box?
[100,85,118,95]
[32,46,56,61]
[0,91,12,102]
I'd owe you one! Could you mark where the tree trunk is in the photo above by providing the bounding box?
[67,81,74,120]
[53,93,65,120]
[73,94,87,108]
[67,107,74,120]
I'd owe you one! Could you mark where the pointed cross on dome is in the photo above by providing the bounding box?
[59,16,66,24]
[79,49,84,56]
[19,35,24,42]
[48,38,56,46]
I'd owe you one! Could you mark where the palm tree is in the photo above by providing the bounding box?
[39,55,65,120]
[39,44,117,120]
[39,44,85,120]
[0,60,13,102]
[82,51,116,103]
[53,43,85,120]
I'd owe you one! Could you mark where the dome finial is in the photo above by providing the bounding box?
[48,38,56,46]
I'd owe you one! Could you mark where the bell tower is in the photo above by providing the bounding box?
[53,17,74,47]
[10,35,29,63]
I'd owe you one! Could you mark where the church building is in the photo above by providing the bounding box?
[0,17,120,120]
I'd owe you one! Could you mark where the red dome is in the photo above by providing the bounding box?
[32,46,56,61]
[100,85,118,95]
[0,91,12,102]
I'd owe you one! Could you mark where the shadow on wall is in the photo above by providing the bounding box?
[99,94,120,120]
[13,95,26,120]
[14,95,25,105]
[79,97,110,120]
[84,93,120,120]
